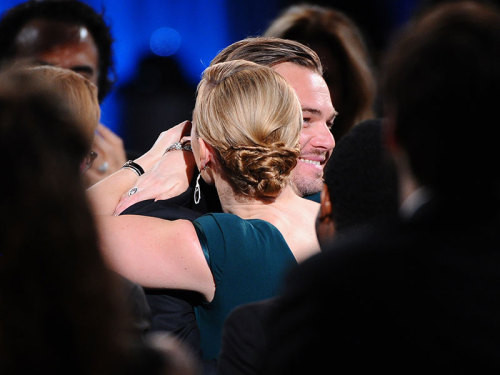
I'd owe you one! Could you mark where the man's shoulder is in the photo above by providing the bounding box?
[120,192,204,221]
[287,218,414,287]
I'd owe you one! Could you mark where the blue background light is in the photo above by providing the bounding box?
[150,27,182,57]
[0,0,234,135]
[0,0,418,147]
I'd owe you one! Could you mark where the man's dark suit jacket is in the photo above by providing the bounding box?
[223,198,500,374]
[217,298,278,375]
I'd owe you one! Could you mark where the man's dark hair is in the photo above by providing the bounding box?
[381,1,500,204]
[210,37,323,75]
[0,0,115,101]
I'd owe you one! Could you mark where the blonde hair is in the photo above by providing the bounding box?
[25,65,100,144]
[193,60,301,200]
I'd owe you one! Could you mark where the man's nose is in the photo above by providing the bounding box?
[312,122,335,152]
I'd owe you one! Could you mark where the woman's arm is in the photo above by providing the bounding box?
[95,215,215,301]
[87,121,215,299]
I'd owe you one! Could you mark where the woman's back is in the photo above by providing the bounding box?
[193,212,298,359]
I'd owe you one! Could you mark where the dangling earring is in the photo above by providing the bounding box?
[194,173,202,205]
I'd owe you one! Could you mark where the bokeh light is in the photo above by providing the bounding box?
[150,27,182,57]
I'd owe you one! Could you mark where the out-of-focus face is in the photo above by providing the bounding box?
[315,183,335,250]
[13,18,99,86]
[273,62,336,197]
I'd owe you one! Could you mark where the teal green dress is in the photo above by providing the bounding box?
[192,213,297,360]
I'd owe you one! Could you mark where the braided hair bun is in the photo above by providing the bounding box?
[193,60,301,199]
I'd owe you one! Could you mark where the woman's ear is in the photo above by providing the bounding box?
[196,137,208,169]
[197,138,217,170]
[196,139,218,185]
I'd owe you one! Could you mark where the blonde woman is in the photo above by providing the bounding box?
[18,65,101,181]
[88,60,320,360]
[26,65,100,141]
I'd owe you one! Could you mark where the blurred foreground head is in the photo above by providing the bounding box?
[0,69,132,374]
[381,1,500,210]
[0,0,114,101]
[317,119,399,249]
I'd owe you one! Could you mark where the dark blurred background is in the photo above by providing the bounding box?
[1,0,487,154]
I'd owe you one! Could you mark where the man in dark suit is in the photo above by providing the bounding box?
[260,2,500,374]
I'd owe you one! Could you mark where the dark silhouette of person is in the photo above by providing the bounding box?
[261,2,500,373]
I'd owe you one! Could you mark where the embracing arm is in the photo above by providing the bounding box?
[95,214,215,300]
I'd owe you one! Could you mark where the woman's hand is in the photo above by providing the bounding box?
[87,121,193,216]
[134,121,192,170]
[114,149,196,214]
[113,121,195,214]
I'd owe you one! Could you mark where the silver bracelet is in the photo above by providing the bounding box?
[163,141,192,155]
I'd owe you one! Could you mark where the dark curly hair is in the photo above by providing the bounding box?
[324,118,399,233]
[0,0,115,102]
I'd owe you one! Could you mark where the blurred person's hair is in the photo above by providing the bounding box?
[324,119,399,234]
[24,65,100,143]
[380,1,500,205]
[264,4,376,140]
[0,68,131,374]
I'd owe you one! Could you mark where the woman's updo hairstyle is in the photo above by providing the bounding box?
[192,60,301,200]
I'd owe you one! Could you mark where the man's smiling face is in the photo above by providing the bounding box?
[273,62,336,197]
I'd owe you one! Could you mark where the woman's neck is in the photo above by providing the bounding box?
[214,176,300,220]
[213,174,321,263]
